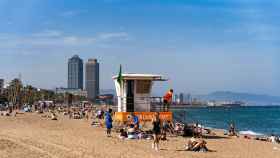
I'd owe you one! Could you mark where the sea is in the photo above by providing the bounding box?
[172,106,280,136]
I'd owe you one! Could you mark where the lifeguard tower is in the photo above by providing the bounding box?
[112,73,173,122]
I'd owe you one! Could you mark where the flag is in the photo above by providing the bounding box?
[117,64,123,85]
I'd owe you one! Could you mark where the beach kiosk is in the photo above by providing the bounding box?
[112,73,172,122]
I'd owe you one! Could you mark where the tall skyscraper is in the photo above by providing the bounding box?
[186,93,192,104]
[179,93,184,104]
[85,59,99,101]
[174,94,179,104]
[0,79,4,91]
[68,55,83,89]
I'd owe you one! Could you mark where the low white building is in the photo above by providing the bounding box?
[55,88,87,97]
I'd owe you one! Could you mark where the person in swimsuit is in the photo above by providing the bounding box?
[152,112,161,151]
[228,123,237,136]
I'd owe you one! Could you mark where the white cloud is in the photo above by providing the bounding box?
[99,32,129,40]
[63,36,96,45]
[60,10,88,18]
[0,30,130,55]
[32,30,62,37]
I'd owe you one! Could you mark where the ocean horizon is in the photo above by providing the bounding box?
[172,106,280,136]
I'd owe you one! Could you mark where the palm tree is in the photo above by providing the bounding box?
[7,78,23,109]
[24,85,38,105]
[54,93,64,104]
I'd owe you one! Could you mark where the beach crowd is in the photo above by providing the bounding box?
[1,101,280,154]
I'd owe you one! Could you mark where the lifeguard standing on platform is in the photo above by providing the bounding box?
[163,89,173,111]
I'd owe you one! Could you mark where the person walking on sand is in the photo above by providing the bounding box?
[152,112,161,151]
[163,89,173,111]
[105,108,113,137]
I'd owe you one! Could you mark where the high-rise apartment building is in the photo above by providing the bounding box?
[68,55,83,89]
[85,59,99,101]
[179,93,184,104]
[0,79,4,91]
[0,79,4,94]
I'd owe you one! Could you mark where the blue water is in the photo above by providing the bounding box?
[172,106,280,136]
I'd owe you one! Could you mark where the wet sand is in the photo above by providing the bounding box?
[0,113,279,158]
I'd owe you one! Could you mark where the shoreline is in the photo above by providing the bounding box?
[170,105,280,109]
[182,123,277,139]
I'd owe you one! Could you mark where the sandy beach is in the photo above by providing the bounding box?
[0,113,279,158]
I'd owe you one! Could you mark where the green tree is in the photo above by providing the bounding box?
[7,78,23,109]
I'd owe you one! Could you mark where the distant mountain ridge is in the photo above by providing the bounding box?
[199,91,280,105]
[100,89,116,95]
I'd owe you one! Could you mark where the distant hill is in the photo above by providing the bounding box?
[199,91,280,105]
[100,89,116,95]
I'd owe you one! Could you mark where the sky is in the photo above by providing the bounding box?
[0,0,279,96]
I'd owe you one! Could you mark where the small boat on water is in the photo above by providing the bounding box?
[221,101,244,107]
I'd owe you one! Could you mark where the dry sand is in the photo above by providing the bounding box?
[0,113,279,158]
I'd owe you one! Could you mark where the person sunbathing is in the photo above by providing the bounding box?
[51,112,57,120]
[162,120,174,135]
[174,123,183,135]
[127,124,137,139]
[193,123,203,138]
[167,121,175,134]
[119,129,128,139]
[84,110,89,120]
[185,137,208,152]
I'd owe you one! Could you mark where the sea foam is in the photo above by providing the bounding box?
[239,130,264,136]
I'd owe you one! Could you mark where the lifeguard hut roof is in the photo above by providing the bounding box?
[112,73,167,81]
